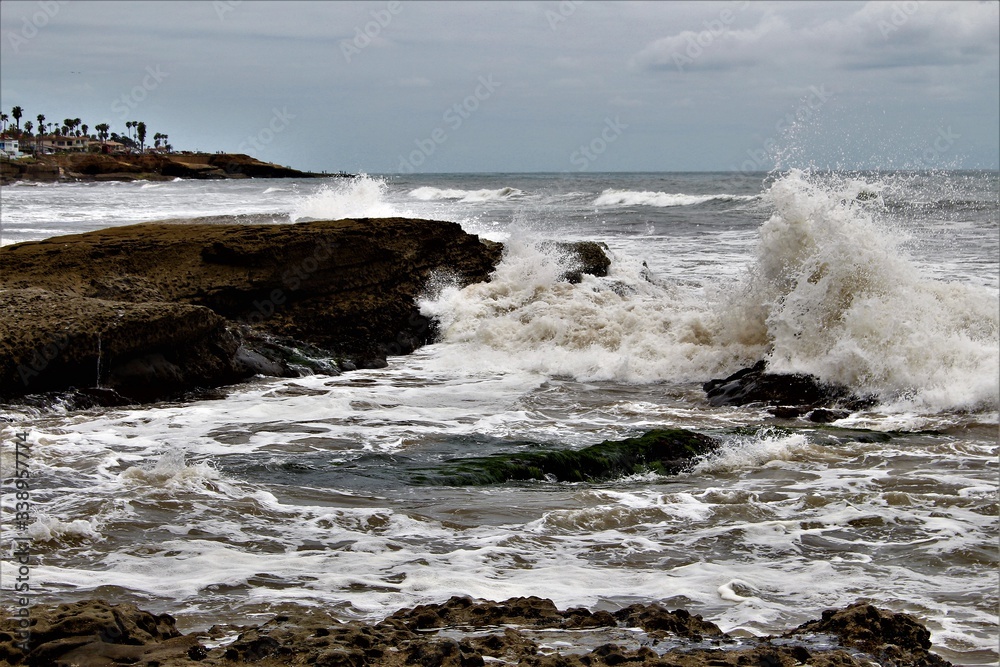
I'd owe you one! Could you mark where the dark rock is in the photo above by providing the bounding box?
[808,408,851,423]
[612,604,723,639]
[704,360,874,411]
[417,428,719,485]
[770,406,809,419]
[0,217,501,403]
[788,602,950,667]
[0,598,952,667]
[551,241,612,283]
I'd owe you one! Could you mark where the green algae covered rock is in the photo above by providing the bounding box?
[418,428,719,485]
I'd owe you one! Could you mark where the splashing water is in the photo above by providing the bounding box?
[422,170,999,413]
[290,175,406,221]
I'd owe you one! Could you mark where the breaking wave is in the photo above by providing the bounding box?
[409,186,523,202]
[421,170,999,413]
[593,190,756,207]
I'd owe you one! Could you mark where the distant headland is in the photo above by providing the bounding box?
[0,151,345,184]
[0,105,347,184]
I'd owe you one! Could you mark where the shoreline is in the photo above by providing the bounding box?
[0,152,348,185]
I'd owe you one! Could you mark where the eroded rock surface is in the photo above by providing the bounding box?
[0,597,951,667]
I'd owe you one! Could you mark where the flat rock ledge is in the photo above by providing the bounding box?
[0,597,950,667]
[0,219,610,405]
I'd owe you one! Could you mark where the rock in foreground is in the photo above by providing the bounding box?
[416,428,719,485]
[0,597,951,666]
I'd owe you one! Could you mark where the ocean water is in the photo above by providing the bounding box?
[1,171,997,663]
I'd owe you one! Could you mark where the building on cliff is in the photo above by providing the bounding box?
[0,134,21,158]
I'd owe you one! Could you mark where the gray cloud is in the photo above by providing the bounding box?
[1,0,996,172]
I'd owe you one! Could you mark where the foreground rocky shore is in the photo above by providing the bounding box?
[0,218,611,404]
[0,152,335,184]
[0,596,950,666]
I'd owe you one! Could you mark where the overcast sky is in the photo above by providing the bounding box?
[1,1,997,173]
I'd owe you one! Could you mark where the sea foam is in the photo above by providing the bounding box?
[409,186,523,202]
[421,170,999,413]
[290,175,404,221]
[594,190,755,207]
[721,169,999,411]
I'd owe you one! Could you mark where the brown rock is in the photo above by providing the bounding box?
[0,217,502,402]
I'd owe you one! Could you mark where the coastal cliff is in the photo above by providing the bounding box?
[0,152,334,184]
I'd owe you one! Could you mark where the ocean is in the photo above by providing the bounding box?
[1,170,997,664]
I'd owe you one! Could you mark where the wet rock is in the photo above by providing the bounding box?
[416,428,720,485]
[612,604,723,639]
[551,241,612,283]
[788,602,950,666]
[0,598,952,667]
[0,599,197,667]
[704,360,874,411]
[0,217,501,403]
[807,408,851,423]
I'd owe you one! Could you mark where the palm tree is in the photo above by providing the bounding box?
[0,113,8,133]
[136,121,147,152]
[11,106,23,131]
[95,123,110,147]
[36,114,45,136]
[81,123,88,137]
[23,120,33,135]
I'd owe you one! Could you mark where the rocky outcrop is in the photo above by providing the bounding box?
[0,217,502,402]
[415,428,719,485]
[0,597,952,666]
[704,360,876,416]
[0,218,610,404]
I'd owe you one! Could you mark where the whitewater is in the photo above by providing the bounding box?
[1,170,997,664]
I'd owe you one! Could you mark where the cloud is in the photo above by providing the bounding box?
[630,14,787,73]
[631,1,999,75]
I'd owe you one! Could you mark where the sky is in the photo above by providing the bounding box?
[1,0,997,173]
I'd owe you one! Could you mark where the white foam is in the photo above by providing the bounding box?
[420,171,999,414]
[721,169,999,411]
[409,186,523,203]
[593,190,754,207]
[419,238,755,384]
[290,175,405,221]
[27,516,102,543]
